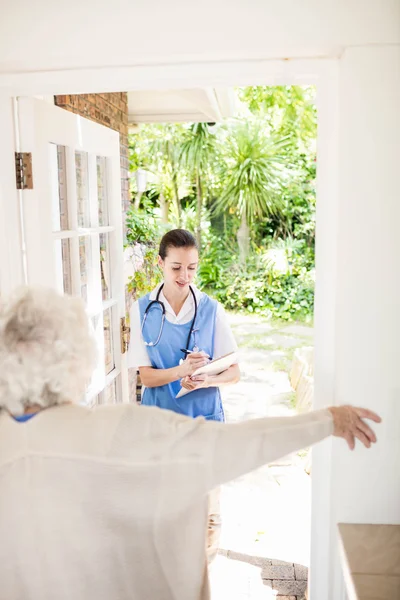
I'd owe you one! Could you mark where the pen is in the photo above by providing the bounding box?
[180,349,210,358]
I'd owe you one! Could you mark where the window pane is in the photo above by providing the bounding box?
[97,156,109,226]
[103,376,120,404]
[103,308,115,375]
[79,236,91,302]
[55,238,72,295]
[75,151,90,227]
[51,144,69,231]
[100,233,111,300]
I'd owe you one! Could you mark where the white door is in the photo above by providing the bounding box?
[16,97,129,405]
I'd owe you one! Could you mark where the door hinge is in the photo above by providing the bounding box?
[120,317,131,354]
[15,152,33,190]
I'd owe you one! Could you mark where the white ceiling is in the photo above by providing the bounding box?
[127,88,235,125]
[1,1,399,79]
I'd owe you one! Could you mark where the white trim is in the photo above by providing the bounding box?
[105,369,121,387]
[52,230,78,240]
[86,369,122,407]
[51,226,115,240]
[65,146,81,296]
[214,87,237,119]
[106,146,129,402]
[101,298,118,312]
[0,58,334,96]
[203,88,223,121]
[78,225,115,235]
[0,96,25,292]
[129,112,216,124]
[309,62,339,600]
[33,95,55,104]
[86,370,123,406]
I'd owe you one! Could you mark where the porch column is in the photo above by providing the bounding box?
[330,45,400,599]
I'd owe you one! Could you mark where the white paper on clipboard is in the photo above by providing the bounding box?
[176,351,238,398]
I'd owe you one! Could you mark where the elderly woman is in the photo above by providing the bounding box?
[0,287,380,600]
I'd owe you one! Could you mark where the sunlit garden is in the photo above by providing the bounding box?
[127,86,317,323]
[126,87,318,598]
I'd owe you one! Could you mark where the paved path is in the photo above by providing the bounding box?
[210,314,313,600]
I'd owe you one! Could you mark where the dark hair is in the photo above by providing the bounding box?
[159,229,198,260]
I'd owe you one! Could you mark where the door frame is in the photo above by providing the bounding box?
[0,96,26,294]
[0,57,340,600]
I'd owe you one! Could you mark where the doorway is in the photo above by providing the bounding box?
[0,58,339,600]
[127,85,317,599]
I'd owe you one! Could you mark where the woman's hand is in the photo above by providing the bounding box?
[181,374,211,391]
[328,405,382,450]
[177,352,209,379]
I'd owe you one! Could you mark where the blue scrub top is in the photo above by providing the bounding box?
[139,292,224,422]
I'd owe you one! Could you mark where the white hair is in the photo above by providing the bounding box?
[0,287,97,415]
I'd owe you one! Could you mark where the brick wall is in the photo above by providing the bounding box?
[54,92,130,214]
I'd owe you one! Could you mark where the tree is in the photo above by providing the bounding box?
[179,123,217,247]
[217,119,289,262]
[238,85,317,149]
[149,124,185,226]
[129,124,185,225]
[237,87,317,247]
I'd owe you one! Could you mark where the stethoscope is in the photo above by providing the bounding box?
[141,283,199,358]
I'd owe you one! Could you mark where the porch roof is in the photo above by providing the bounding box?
[127,87,235,125]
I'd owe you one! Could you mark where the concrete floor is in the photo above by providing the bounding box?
[210,314,313,600]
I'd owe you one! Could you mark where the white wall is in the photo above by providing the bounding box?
[335,44,400,524]
[330,44,400,598]
[0,0,399,75]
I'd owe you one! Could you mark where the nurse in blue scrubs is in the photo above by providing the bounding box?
[128,229,240,422]
[128,229,240,560]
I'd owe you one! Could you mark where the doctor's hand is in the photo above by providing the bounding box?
[177,353,209,379]
[181,374,211,391]
[328,405,381,450]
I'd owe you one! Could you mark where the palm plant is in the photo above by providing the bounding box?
[146,172,173,224]
[259,236,304,284]
[217,119,289,262]
[179,122,217,247]
[130,124,185,225]
[148,124,185,226]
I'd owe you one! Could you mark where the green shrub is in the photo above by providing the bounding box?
[125,203,164,300]
[125,205,314,322]
[197,234,236,290]
[125,200,165,247]
[198,238,314,322]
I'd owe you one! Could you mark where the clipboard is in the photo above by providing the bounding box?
[176,351,238,398]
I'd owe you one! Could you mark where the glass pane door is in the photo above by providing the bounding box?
[17,97,129,404]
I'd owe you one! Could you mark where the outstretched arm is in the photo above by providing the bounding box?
[170,406,381,491]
